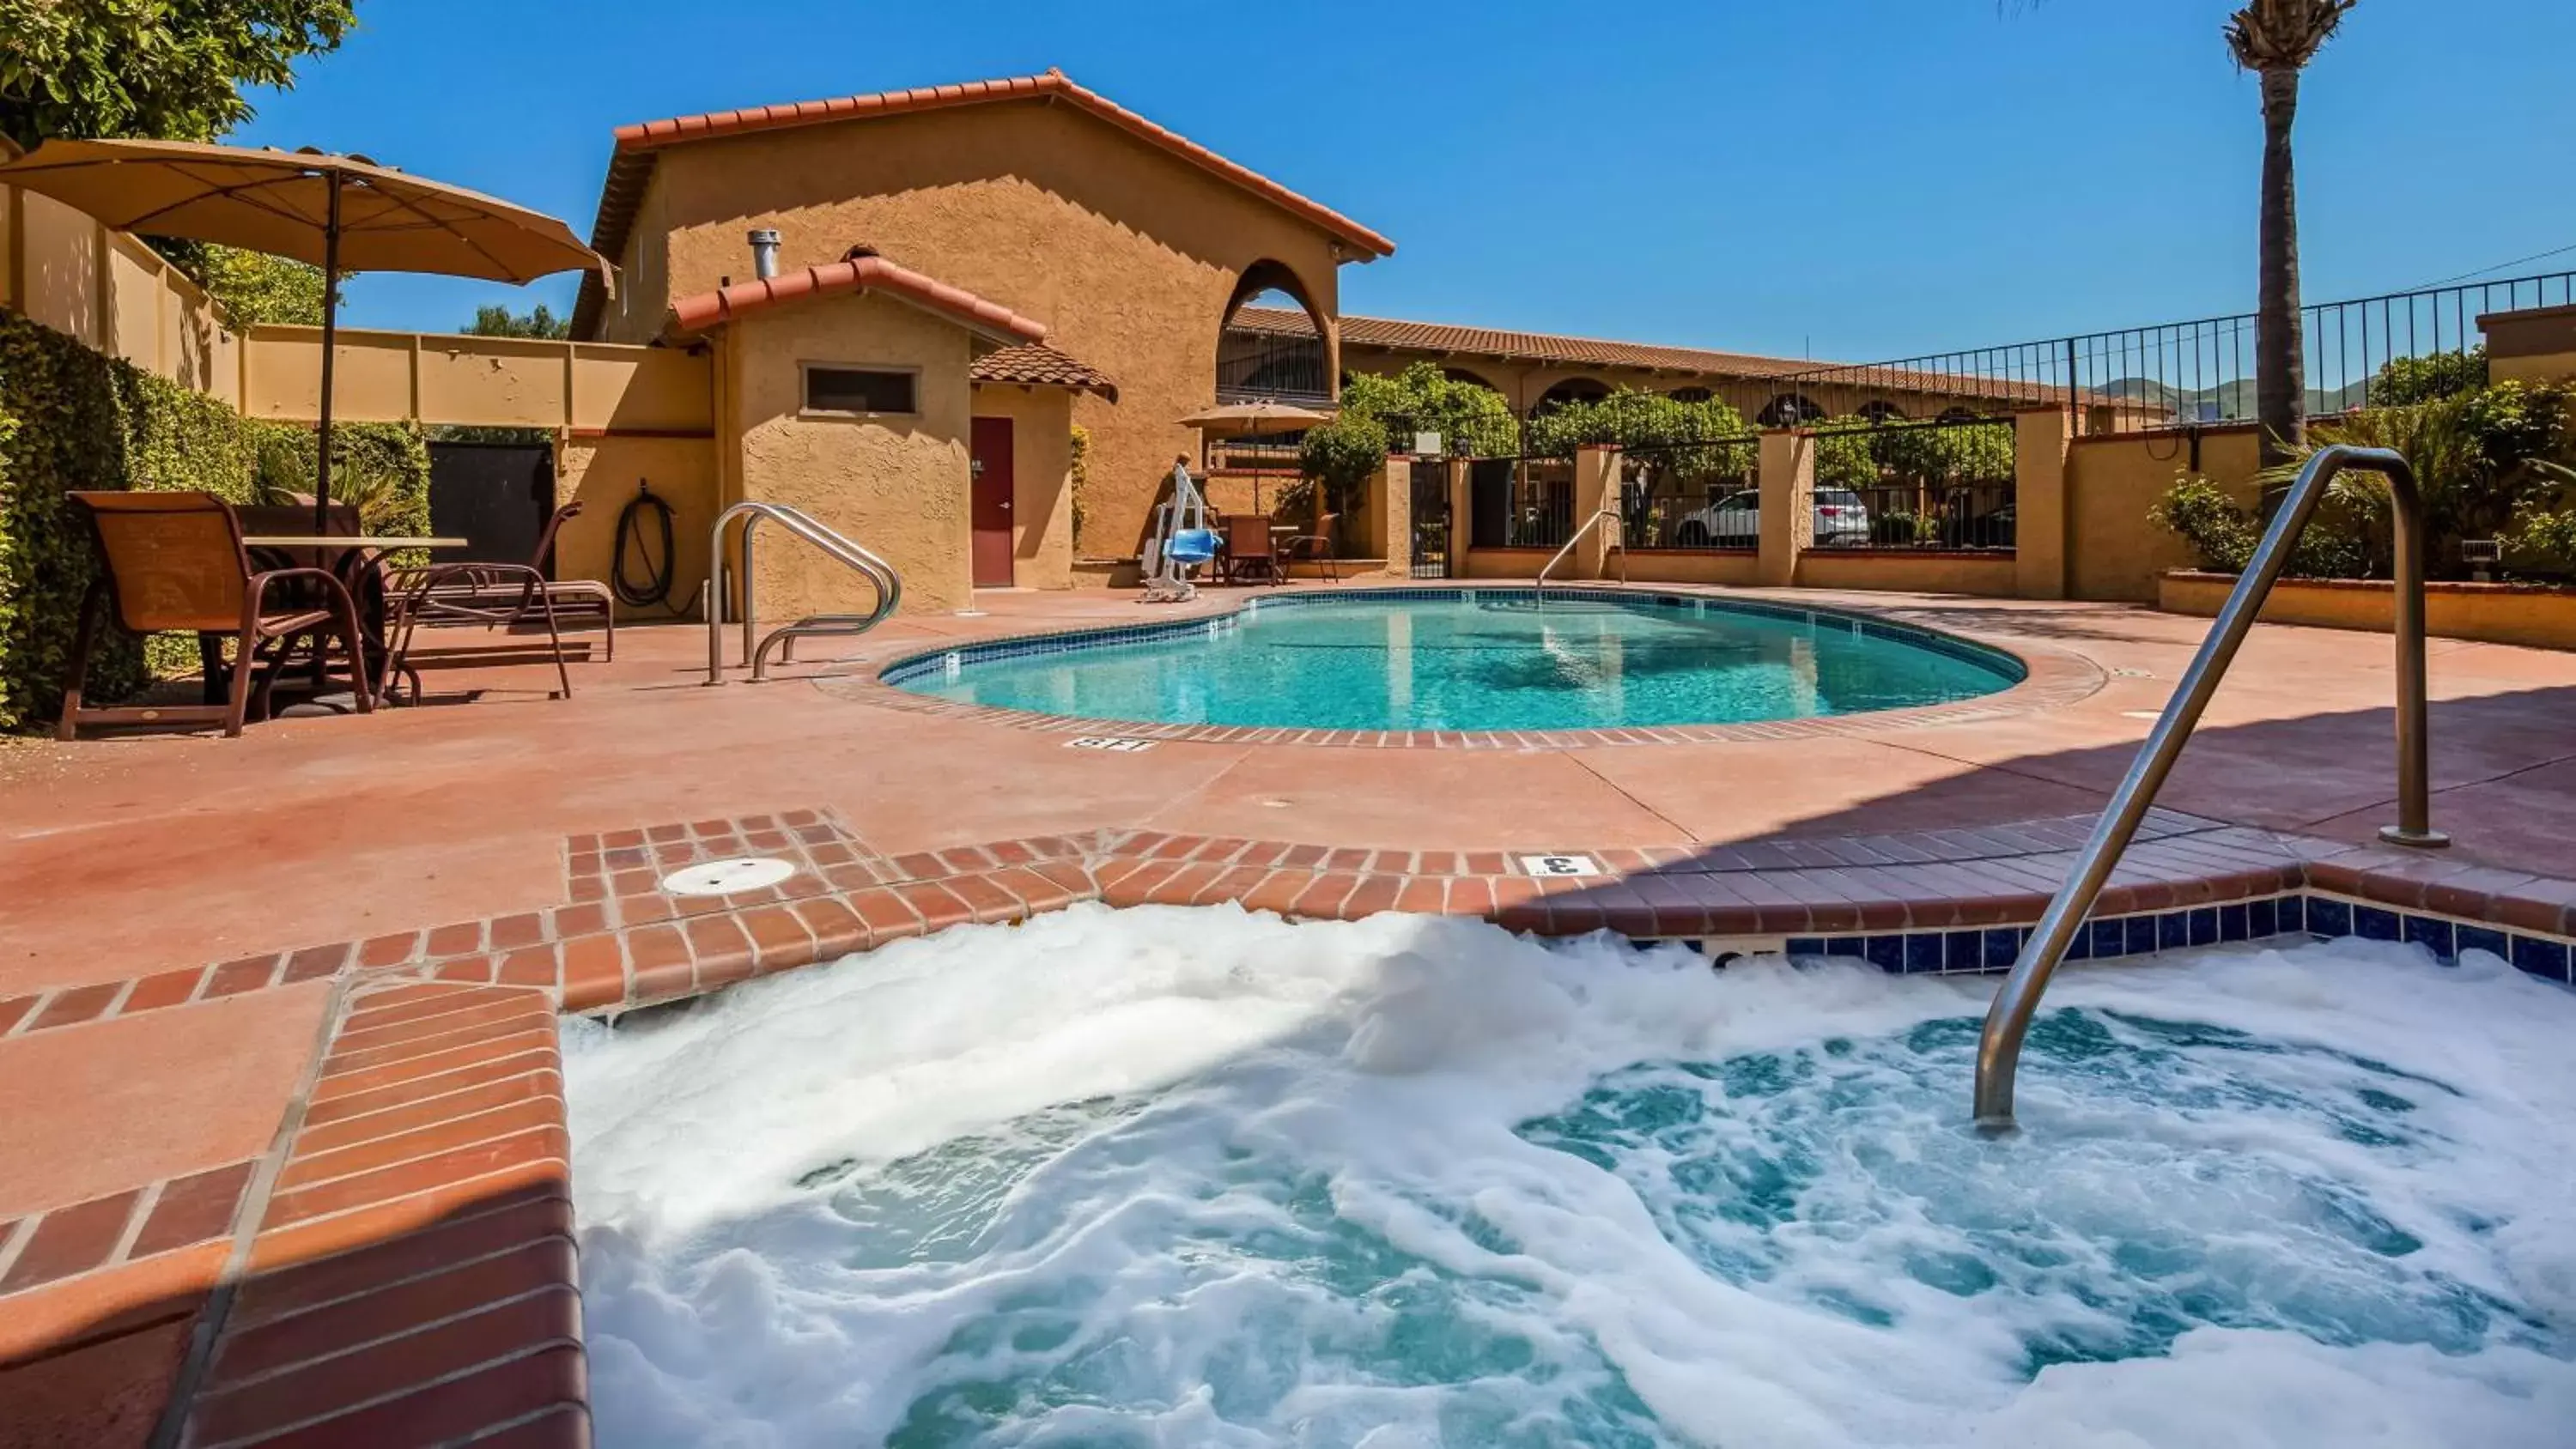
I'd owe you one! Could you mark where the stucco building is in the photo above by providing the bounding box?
[573,69,1391,611]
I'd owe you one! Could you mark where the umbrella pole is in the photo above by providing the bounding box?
[313,172,343,533]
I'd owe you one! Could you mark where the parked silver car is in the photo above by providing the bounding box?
[1673,488,1872,548]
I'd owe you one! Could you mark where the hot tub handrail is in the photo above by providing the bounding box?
[1538,507,1628,595]
[705,502,902,684]
[1973,443,2447,1131]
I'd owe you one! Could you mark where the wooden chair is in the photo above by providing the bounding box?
[1218,514,1281,585]
[58,492,372,740]
[1281,512,1341,582]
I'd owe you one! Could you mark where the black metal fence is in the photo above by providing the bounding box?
[1772,270,2576,436]
[1808,415,2018,550]
[1617,436,1760,549]
[1468,457,1574,549]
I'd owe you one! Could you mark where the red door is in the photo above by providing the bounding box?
[969,416,1015,588]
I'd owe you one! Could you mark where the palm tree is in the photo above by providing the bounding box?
[2227,0,2357,471]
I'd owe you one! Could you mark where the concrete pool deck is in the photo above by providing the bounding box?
[7,580,2576,1444]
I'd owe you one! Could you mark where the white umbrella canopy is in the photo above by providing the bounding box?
[0,138,611,524]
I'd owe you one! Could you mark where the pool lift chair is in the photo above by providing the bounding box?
[1141,458,1220,603]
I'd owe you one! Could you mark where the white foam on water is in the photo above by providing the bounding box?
[563,905,2576,1447]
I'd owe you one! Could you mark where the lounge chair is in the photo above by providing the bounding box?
[1218,513,1281,585]
[58,491,374,739]
[399,502,614,659]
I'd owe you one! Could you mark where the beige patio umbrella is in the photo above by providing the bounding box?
[0,138,610,528]
[1177,399,1332,512]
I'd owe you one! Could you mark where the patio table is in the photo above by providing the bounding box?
[230,536,471,706]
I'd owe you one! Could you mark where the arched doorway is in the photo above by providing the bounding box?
[1215,259,1333,407]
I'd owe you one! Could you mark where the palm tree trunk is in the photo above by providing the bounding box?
[2255,64,2306,472]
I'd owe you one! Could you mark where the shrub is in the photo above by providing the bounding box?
[2369,347,2488,407]
[0,309,427,728]
[2152,471,2369,579]
[2267,379,2576,578]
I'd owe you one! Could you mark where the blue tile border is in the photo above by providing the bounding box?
[1729,889,2576,986]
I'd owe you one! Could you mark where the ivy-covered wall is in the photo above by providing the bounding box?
[0,310,428,730]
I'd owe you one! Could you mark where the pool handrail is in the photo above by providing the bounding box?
[704,502,902,684]
[1972,443,2447,1131]
[1537,507,1628,594]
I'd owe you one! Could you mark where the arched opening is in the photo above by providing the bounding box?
[1668,385,1715,403]
[1856,399,1909,425]
[1443,366,1500,392]
[1757,392,1826,427]
[1533,376,1610,416]
[1216,259,1332,406]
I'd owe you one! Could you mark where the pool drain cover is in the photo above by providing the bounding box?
[660,857,797,897]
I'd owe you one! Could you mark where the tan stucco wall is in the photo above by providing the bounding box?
[2482,304,2576,385]
[2066,424,2263,603]
[1615,550,1761,586]
[240,327,712,432]
[4,183,239,401]
[2160,572,2576,651]
[553,436,719,615]
[630,99,1349,561]
[969,383,1076,590]
[1795,549,2020,597]
[731,289,975,618]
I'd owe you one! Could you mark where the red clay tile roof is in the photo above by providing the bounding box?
[666,253,1047,343]
[1234,306,2137,409]
[1230,305,1823,379]
[576,70,1393,336]
[969,342,1119,401]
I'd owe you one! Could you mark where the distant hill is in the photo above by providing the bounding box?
[2093,376,2370,421]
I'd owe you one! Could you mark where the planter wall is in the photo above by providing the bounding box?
[2160,570,2576,651]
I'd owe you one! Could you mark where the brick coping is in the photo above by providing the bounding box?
[9,807,2576,1444]
[824,583,2106,748]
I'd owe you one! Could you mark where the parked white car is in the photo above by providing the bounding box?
[1672,488,1871,548]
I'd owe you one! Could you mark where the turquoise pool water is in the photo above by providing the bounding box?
[884,591,2021,731]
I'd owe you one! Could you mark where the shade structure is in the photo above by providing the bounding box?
[1176,400,1332,434]
[0,138,610,525]
[1179,401,1332,513]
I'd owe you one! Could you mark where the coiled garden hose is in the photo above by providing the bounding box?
[613,482,678,610]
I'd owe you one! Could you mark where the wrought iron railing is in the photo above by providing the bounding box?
[1216,331,1332,404]
[1775,270,2576,435]
[1616,437,1760,549]
[1468,458,1574,549]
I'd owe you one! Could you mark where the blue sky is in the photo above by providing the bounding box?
[234,0,2576,362]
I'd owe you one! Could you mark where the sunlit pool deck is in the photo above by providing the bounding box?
[9,579,2576,1444]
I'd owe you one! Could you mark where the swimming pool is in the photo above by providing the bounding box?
[568,908,2576,1447]
[882,590,2022,732]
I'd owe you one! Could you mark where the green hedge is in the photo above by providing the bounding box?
[0,310,428,730]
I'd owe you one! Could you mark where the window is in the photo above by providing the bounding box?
[803,365,917,415]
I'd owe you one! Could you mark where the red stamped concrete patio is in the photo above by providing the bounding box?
[6,579,2576,1445]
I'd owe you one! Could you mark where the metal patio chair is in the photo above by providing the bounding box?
[58,491,373,740]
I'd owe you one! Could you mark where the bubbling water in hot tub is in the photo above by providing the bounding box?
[564,905,2576,1448]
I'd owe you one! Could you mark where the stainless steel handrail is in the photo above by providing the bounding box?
[1537,507,1628,592]
[705,502,902,684]
[1972,443,2448,1131]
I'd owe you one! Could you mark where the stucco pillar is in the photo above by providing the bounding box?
[1446,458,1472,575]
[1378,452,1413,576]
[2013,406,2071,600]
[1573,444,1620,579]
[1758,428,1814,587]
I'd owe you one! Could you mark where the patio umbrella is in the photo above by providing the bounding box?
[1177,400,1331,512]
[0,138,610,529]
